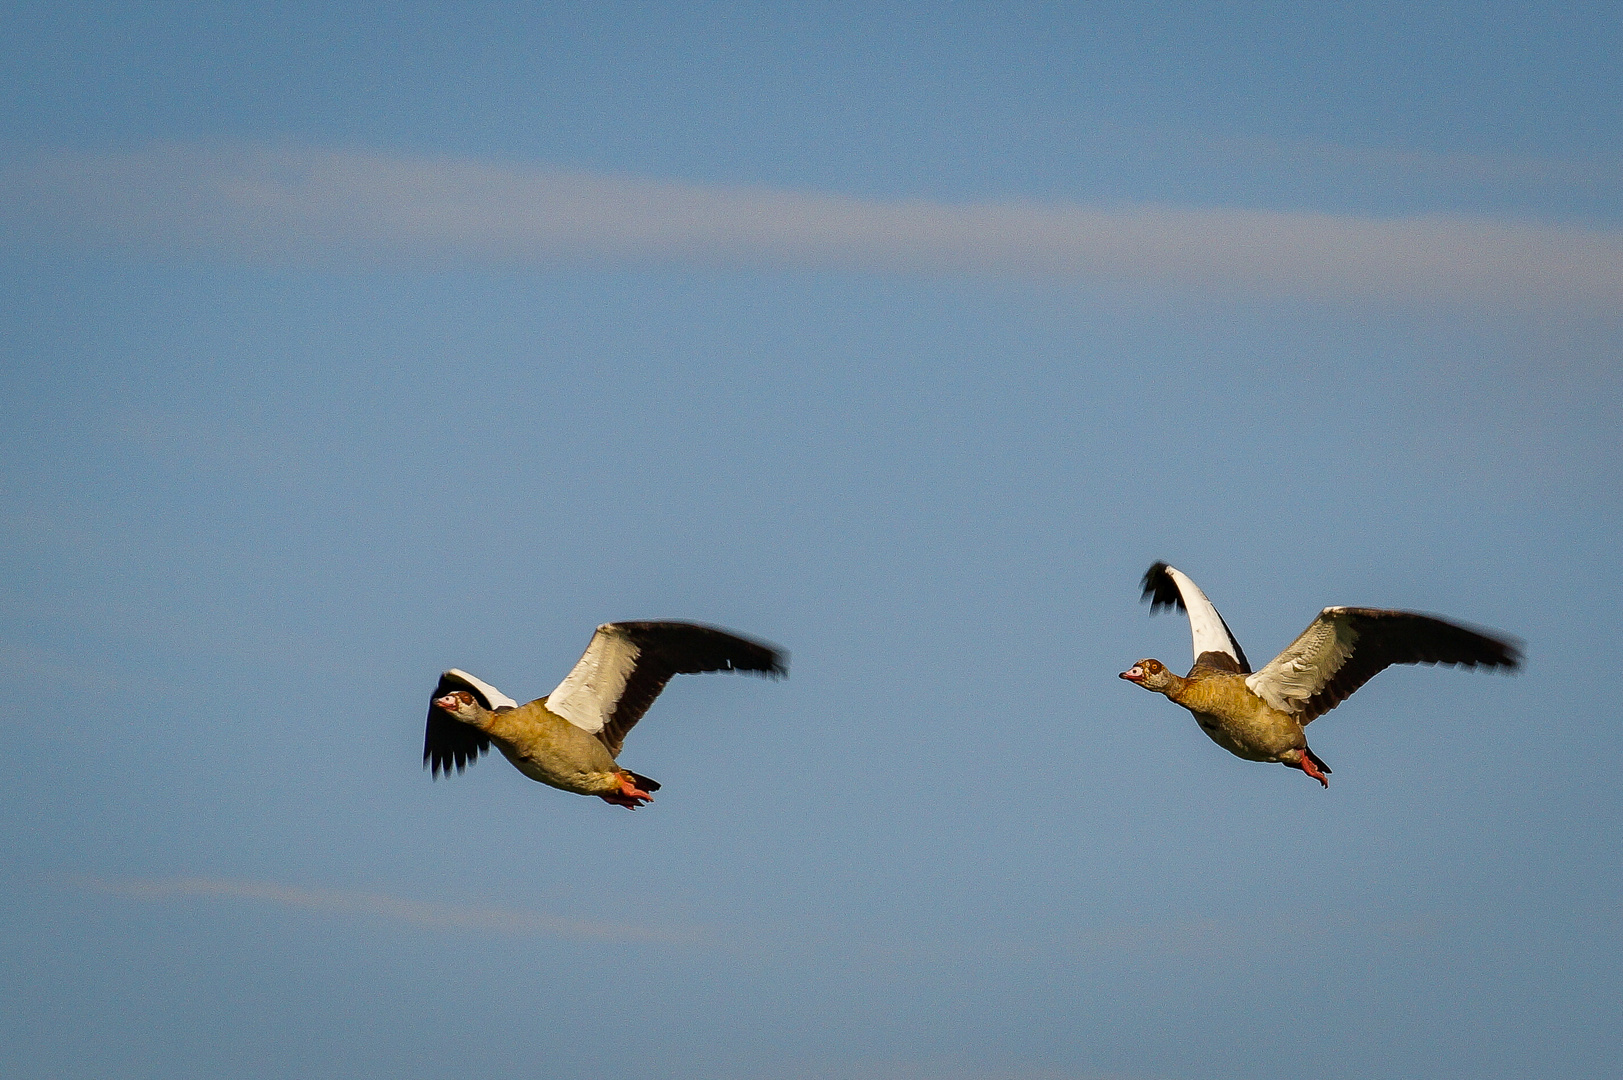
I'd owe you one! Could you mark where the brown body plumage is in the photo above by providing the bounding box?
[1126,660,1324,777]
[435,694,654,804]
[1166,668,1309,763]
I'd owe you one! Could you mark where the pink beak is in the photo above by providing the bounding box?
[1120,666,1144,682]
[434,694,460,710]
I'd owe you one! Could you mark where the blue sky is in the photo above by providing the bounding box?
[1,5,1619,1080]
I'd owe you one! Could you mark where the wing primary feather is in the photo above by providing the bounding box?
[1139,563,1251,673]
[599,621,787,755]
[1247,608,1522,722]
[546,621,786,757]
[1140,562,1185,613]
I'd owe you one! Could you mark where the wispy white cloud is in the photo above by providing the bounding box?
[72,874,695,944]
[1188,129,1623,188]
[6,144,1619,310]
[69,873,1456,971]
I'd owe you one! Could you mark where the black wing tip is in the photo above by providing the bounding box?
[1467,625,1524,671]
[423,754,465,780]
[1456,633,1523,672]
[613,620,790,678]
[423,738,485,777]
[1335,608,1525,672]
[1140,561,1185,613]
[423,745,486,779]
[733,651,790,679]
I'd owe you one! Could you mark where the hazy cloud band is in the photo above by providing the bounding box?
[6,144,1620,307]
[65,874,1458,964]
[73,875,692,943]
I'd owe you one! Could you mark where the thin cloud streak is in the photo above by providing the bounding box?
[5,144,1621,308]
[64,875,1458,967]
[72,875,696,943]
[1192,130,1623,187]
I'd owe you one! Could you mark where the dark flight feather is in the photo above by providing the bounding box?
[1140,561,1186,614]
[1297,608,1522,723]
[597,621,787,757]
[1140,561,1252,673]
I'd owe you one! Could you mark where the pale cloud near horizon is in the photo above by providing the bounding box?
[70,874,697,943]
[64,873,1455,971]
[68,873,1244,956]
[1189,129,1623,188]
[5,144,1620,310]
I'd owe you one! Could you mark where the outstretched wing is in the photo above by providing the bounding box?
[423,669,518,778]
[545,622,787,757]
[1141,562,1251,673]
[1246,608,1522,722]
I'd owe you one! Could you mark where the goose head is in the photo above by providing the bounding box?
[1120,658,1174,692]
[433,690,488,725]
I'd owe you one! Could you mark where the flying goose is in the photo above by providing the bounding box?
[425,621,787,808]
[1119,562,1520,786]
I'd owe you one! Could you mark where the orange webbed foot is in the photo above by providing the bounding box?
[598,771,655,810]
[1298,753,1329,788]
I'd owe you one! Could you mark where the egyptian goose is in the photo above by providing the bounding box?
[425,621,786,808]
[1119,563,1521,786]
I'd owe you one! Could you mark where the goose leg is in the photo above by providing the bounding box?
[1297,753,1329,788]
[598,771,656,809]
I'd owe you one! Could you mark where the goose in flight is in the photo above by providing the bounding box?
[1119,563,1520,786]
[425,621,786,808]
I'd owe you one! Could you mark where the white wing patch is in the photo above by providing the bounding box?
[1246,609,1360,714]
[544,624,642,735]
[1164,565,1245,668]
[446,669,519,711]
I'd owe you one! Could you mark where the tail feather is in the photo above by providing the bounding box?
[1304,748,1332,775]
[628,771,661,793]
